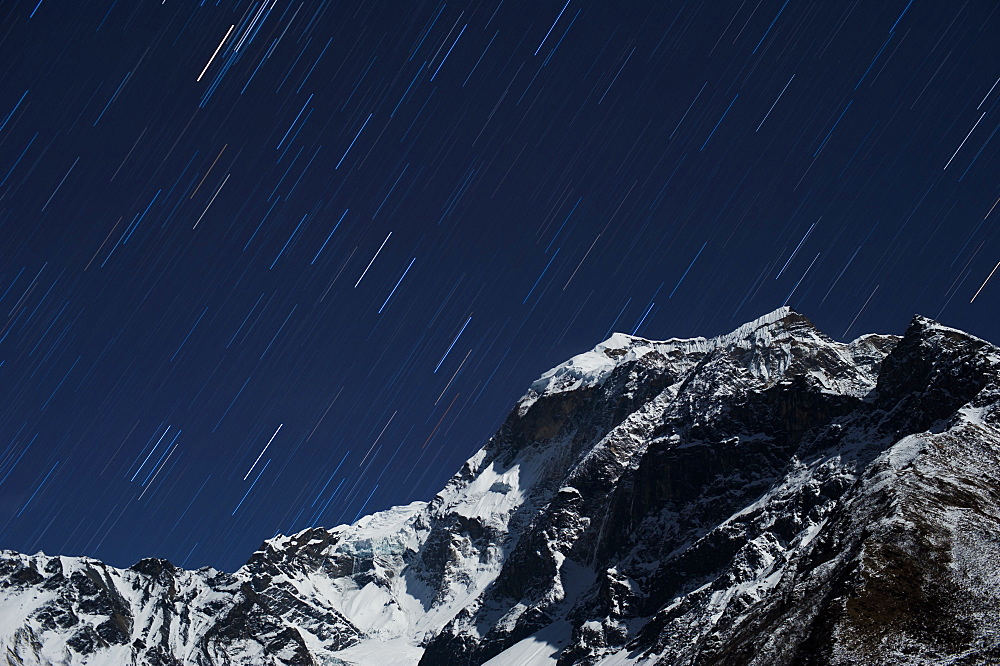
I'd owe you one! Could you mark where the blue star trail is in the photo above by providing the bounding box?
[0,0,995,572]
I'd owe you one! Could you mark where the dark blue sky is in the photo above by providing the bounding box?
[0,0,996,572]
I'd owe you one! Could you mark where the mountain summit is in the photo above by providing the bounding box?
[2,308,998,665]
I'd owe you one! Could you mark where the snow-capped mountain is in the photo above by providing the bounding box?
[2,307,998,665]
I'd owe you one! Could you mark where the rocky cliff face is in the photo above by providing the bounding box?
[2,307,998,665]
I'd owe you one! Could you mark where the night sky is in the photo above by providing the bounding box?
[0,0,997,572]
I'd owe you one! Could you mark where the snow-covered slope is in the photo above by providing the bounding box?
[2,307,998,665]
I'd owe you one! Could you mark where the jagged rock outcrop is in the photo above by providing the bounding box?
[2,307,998,665]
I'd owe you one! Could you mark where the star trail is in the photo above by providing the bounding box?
[0,0,996,572]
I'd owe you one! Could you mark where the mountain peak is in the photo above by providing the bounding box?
[711,305,825,346]
[517,307,828,415]
[905,312,988,343]
[2,311,998,665]
[723,304,796,333]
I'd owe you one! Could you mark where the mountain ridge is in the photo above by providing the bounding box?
[2,307,998,665]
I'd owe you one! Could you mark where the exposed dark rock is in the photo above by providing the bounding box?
[2,308,998,665]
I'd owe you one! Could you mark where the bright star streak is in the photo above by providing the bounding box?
[669,242,707,298]
[233,459,271,515]
[336,113,372,169]
[844,285,879,337]
[435,315,471,373]
[244,424,282,480]
[758,74,794,131]
[193,173,229,229]
[197,25,235,82]
[944,112,986,169]
[971,260,1000,303]
[534,0,571,56]
[776,221,817,279]
[355,232,392,288]
[380,257,416,313]
[131,426,170,482]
